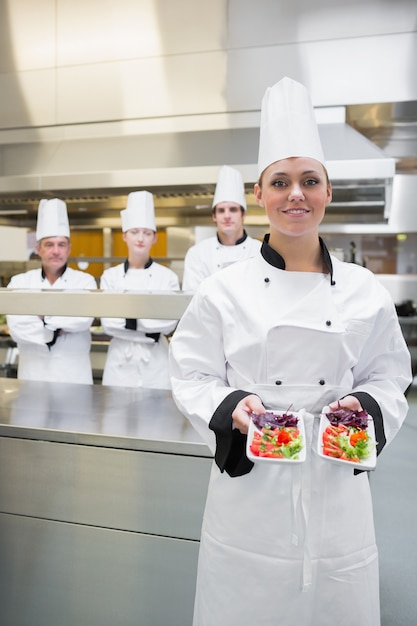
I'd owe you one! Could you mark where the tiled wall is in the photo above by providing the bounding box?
[0,0,416,131]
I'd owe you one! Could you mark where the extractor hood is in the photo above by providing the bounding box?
[0,107,396,228]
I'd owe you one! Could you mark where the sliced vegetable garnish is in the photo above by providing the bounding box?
[249,423,303,460]
[250,410,299,430]
[325,408,370,430]
[322,422,375,462]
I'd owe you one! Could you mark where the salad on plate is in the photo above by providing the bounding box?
[246,409,306,464]
[318,406,377,470]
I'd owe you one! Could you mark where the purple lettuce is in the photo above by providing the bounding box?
[250,411,299,430]
[326,408,370,430]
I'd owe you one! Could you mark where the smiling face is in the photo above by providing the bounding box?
[254,157,332,244]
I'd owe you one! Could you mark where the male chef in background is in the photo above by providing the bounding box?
[181,165,261,292]
[7,198,97,384]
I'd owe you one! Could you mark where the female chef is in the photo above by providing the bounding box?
[100,191,180,388]
[169,77,412,626]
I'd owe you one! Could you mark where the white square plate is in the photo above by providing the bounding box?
[246,410,306,464]
[317,410,377,470]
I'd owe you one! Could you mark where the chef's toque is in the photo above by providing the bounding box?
[36,198,70,241]
[257,76,326,177]
[121,191,156,232]
[212,165,247,211]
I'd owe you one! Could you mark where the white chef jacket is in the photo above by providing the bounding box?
[182,231,261,292]
[7,267,97,384]
[100,260,180,389]
[169,237,412,626]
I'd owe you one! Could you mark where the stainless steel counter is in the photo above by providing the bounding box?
[0,377,210,455]
[0,379,212,626]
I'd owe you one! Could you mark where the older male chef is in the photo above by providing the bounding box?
[182,165,261,292]
[100,191,180,389]
[7,198,97,384]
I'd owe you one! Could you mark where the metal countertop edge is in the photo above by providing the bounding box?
[0,424,213,458]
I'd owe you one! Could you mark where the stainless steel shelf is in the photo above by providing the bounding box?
[0,288,192,319]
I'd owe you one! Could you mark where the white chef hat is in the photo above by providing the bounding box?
[121,191,156,232]
[212,165,247,211]
[36,198,70,241]
[257,76,326,177]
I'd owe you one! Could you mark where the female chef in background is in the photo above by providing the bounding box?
[169,77,412,626]
[100,191,179,388]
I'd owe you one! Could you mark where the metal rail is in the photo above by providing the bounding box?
[0,288,193,319]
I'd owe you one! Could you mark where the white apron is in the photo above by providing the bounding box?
[100,261,179,388]
[7,267,96,384]
[170,252,411,626]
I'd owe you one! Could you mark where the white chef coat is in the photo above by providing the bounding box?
[182,231,261,292]
[100,260,180,389]
[169,238,412,626]
[7,267,97,384]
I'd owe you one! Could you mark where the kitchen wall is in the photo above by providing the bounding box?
[0,0,416,132]
[0,0,416,299]
[0,0,416,156]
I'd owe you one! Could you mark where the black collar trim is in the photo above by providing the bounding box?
[124,258,153,274]
[320,238,336,285]
[216,230,248,246]
[41,264,67,281]
[260,235,335,285]
[260,235,285,269]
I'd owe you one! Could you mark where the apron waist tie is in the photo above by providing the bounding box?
[301,420,314,592]
[291,466,302,546]
[291,466,313,591]
[290,411,315,592]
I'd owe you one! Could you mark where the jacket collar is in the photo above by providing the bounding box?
[216,230,248,246]
[124,258,153,274]
[260,235,335,286]
[41,264,67,281]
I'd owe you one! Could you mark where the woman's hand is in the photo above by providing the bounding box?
[232,394,265,434]
[328,395,363,412]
